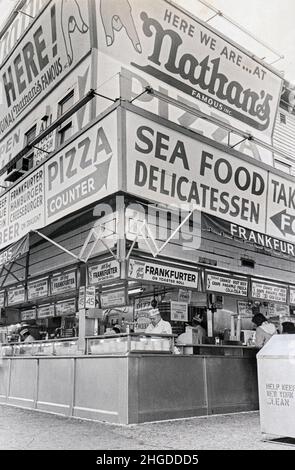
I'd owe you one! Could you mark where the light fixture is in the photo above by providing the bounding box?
[128,287,143,295]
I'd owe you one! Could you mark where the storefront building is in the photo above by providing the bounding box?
[0,0,294,424]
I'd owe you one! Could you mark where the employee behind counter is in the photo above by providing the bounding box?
[145,308,172,334]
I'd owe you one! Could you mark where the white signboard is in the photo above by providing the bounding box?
[28,278,48,300]
[0,0,48,67]
[126,112,268,232]
[171,301,188,322]
[100,289,126,308]
[290,288,295,305]
[44,114,118,225]
[0,168,45,250]
[0,0,91,140]
[85,287,96,309]
[0,290,5,307]
[237,301,253,316]
[268,303,290,317]
[128,258,198,289]
[206,272,248,297]
[55,299,76,316]
[178,289,192,303]
[51,271,76,295]
[134,296,154,314]
[252,281,288,303]
[267,173,295,244]
[78,286,86,310]
[96,0,282,143]
[38,304,55,318]
[7,285,25,305]
[21,309,36,321]
[88,260,120,285]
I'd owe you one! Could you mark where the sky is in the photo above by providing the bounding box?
[0,0,294,82]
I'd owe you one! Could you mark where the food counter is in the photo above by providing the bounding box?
[177,343,258,357]
[0,334,259,424]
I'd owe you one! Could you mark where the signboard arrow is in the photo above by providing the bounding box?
[47,156,112,217]
[270,209,295,236]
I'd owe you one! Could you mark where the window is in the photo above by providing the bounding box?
[274,159,291,174]
[25,125,37,145]
[58,91,74,116]
[58,91,74,145]
[279,113,286,124]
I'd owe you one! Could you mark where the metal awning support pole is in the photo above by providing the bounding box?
[156,209,195,256]
[32,230,81,261]
[78,227,119,263]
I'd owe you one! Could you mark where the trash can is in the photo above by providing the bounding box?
[257,334,295,438]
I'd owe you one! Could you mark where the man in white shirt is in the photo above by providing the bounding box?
[145,308,172,334]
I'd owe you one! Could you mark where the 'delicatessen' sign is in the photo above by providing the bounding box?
[206,272,248,297]
[126,112,268,233]
[97,0,282,142]
[0,0,91,141]
[128,258,198,289]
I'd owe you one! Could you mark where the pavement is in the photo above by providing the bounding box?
[0,405,294,450]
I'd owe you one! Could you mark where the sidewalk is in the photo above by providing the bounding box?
[0,405,294,450]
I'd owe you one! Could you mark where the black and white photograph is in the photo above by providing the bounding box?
[0,0,295,457]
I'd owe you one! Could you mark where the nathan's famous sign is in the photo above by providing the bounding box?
[97,0,282,141]
[0,0,91,139]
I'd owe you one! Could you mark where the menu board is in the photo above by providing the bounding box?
[51,271,76,295]
[178,289,192,303]
[21,309,36,321]
[28,278,48,300]
[88,260,121,285]
[237,301,253,316]
[268,303,290,317]
[251,281,288,303]
[38,304,55,319]
[100,289,126,308]
[55,299,76,316]
[206,272,248,297]
[7,285,25,305]
[171,301,188,322]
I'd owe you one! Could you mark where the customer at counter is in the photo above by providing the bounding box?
[145,308,172,335]
[192,312,207,344]
[252,313,277,348]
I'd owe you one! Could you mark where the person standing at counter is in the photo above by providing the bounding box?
[252,313,277,348]
[145,308,172,334]
[19,327,36,343]
[192,312,207,344]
